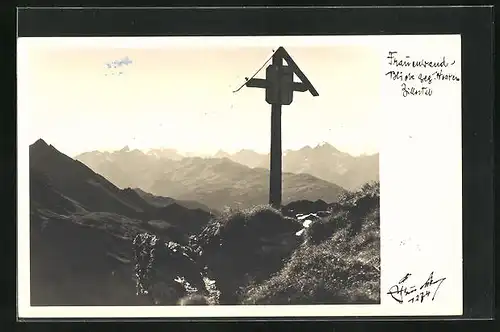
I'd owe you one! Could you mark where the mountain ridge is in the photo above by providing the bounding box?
[75,142,378,191]
[30,139,213,235]
[74,144,346,211]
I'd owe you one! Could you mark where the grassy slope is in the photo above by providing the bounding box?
[195,205,302,304]
[241,181,380,304]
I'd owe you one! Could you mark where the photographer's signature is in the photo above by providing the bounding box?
[387,272,446,304]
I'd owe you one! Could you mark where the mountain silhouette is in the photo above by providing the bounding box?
[214,149,231,158]
[217,143,379,190]
[31,139,212,236]
[76,148,346,211]
[76,147,179,190]
[133,187,218,215]
[146,148,184,161]
[76,142,377,206]
[228,149,269,168]
[149,157,345,211]
[29,139,213,305]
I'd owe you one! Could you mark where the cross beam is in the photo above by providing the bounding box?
[245,78,309,92]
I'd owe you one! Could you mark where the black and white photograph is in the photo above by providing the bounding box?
[23,38,381,307]
[17,32,466,318]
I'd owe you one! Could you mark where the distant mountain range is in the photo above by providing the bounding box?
[77,143,378,191]
[76,147,346,211]
[147,157,344,211]
[215,143,379,190]
[29,139,214,305]
[214,149,266,169]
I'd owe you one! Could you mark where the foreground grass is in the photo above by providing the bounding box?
[131,181,380,305]
[241,181,380,304]
[195,205,302,304]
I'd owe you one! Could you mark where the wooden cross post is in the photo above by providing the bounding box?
[243,46,319,209]
[270,53,283,208]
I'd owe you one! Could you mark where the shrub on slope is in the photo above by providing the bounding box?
[132,232,207,305]
[195,205,302,304]
[242,181,380,305]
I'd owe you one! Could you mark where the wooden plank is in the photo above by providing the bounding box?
[276,47,319,96]
[291,82,308,92]
[245,78,268,88]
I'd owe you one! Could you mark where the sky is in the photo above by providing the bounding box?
[18,37,382,157]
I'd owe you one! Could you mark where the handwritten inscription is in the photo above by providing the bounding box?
[385,51,460,97]
[104,56,132,76]
[387,272,446,304]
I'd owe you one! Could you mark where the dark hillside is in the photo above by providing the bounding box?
[29,140,214,305]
